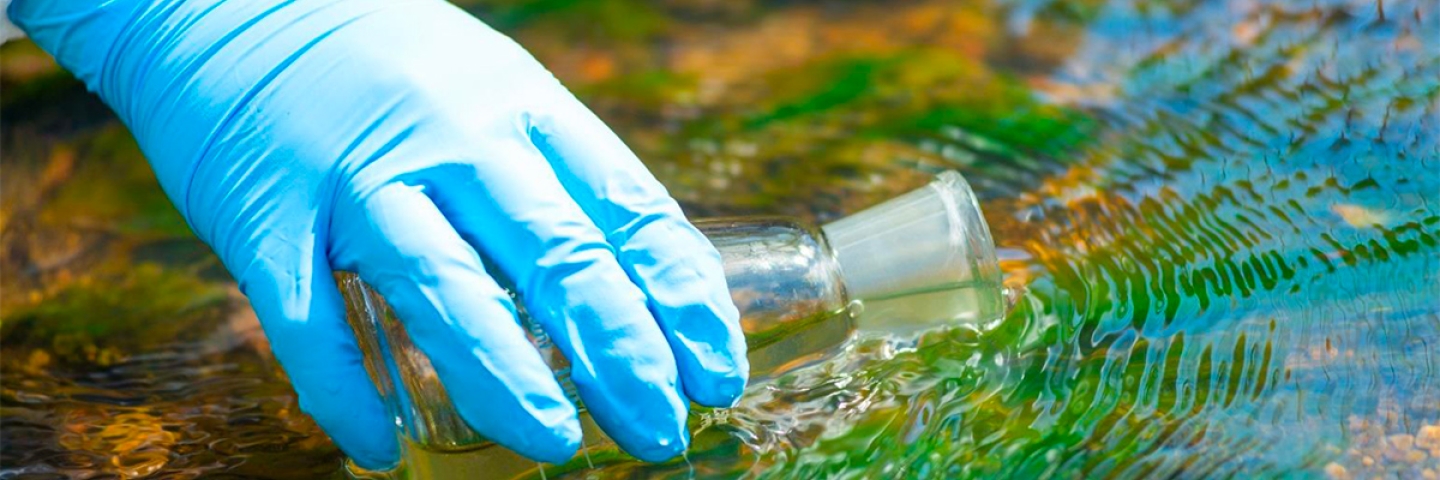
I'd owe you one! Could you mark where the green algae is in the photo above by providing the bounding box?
[1,264,229,364]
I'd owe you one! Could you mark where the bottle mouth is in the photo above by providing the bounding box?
[820,171,1005,332]
[934,170,1003,301]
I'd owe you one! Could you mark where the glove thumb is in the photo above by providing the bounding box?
[230,225,400,469]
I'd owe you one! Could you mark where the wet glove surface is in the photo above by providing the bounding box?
[10,0,748,468]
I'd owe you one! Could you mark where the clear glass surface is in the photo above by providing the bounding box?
[337,218,857,468]
[339,170,1003,478]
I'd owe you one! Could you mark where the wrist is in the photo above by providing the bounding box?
[9,0,392,220]
[7,0,149,88]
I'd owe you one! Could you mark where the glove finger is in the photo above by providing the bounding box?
[329,181,580,463]
[427,139,690,462]
[529,94,748,408]
[231,229,398,469]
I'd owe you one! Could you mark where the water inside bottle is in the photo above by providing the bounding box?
[336,169,1006,479]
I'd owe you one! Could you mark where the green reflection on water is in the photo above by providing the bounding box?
[3,0,1438,478]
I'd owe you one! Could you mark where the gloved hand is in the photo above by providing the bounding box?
[10,0,748,469]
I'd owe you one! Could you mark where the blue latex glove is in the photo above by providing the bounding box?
[10,0,748,468]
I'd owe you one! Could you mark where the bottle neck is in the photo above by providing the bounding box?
[818,171,1005,335]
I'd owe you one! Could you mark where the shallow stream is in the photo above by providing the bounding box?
[2,0,1437,478]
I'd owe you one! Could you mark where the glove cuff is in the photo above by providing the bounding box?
[7,0,151,90]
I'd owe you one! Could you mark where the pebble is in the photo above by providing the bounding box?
[1418,425,1440,451]
[1324,462,1350,480]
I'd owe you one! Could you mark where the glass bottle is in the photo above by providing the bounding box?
[339,170,1004,479]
